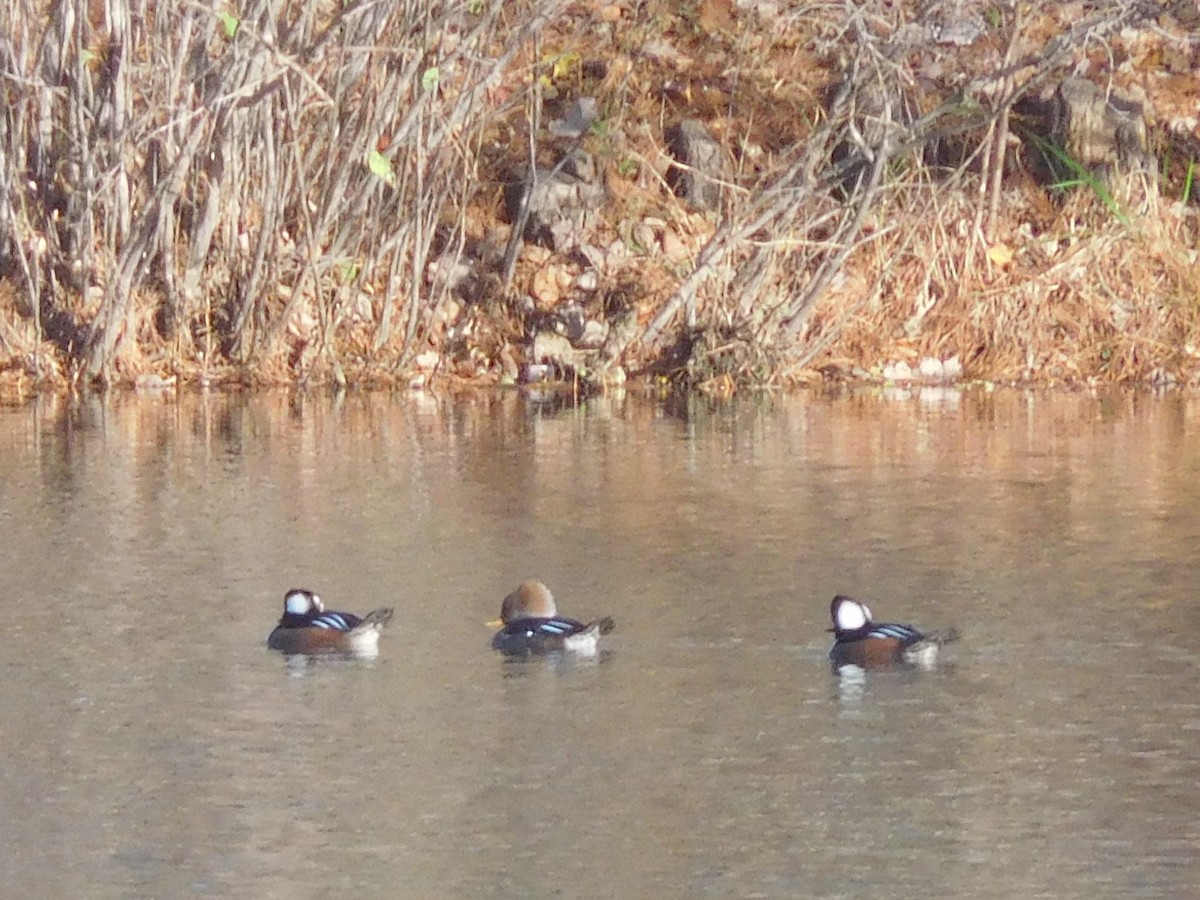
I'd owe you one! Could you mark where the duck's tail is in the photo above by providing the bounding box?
[903,626,959,670]
[927,625,960,645]
[589,616,616,635]
[356,607,395,631]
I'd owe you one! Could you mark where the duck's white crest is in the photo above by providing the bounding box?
[834,598,871,631]
[285,590,319,616]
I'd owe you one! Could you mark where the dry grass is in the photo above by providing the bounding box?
[0,0,1197,393]
[657,1,1200,387]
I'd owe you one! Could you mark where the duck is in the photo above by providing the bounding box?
[490,580,614,656]
[267,588,394,657]
[828,594,957,669]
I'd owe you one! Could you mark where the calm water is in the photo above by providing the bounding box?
[1,387,1199,898]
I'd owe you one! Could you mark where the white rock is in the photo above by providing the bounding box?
[413,350,440,370]
[577,319,609,349]
[918,357,944,380]
[522,363,552,383]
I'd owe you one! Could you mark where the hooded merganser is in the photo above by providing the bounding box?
[828,594,957,669]
[267,588,394,657]
[490,580,615,656]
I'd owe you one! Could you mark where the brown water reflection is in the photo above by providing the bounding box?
[1,388,1199,898]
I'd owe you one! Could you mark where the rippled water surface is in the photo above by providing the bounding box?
[2,388,1199,898]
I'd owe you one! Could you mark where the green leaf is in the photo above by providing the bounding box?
[368,150,396,186]
[218,9,240,39]
[1025,130,1130,227]
[549,52,580,82]
[421,67,440,94]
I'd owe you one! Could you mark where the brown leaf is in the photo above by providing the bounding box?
[697,0,734,35]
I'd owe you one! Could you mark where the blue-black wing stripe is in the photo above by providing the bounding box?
[868,623,923,641]
[505,616,586,638]
[310,612,363,632]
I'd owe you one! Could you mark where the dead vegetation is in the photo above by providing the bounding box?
[0,0,1197,398]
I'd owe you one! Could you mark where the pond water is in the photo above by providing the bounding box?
[1,387,1198,898]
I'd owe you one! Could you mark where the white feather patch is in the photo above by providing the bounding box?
[285,591,317,615]
[835,599,870,631]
